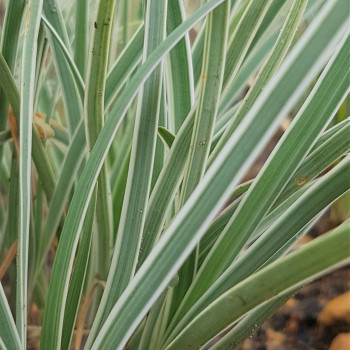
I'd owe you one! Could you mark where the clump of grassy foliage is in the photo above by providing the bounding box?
[0,0,349,349]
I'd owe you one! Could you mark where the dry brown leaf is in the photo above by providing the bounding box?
[329,333,350,350]
[293,234,313,249]
[74,280,106,350]
[0,240,18,280]
[8,106,19,155]
[33,112,55,141]
[49,119,65,131]
[318,291,350,326]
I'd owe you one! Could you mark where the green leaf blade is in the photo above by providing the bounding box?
[17,0,43,343]
[166,218,350,350]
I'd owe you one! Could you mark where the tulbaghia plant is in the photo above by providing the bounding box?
[0,0,349,349]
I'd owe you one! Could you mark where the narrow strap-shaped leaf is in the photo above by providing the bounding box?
[165,0,195,132]
[201,183,309,265]
[43,1,83,135]
[311,117,349,151]
[124,319,147,350]
[174,0,230,315]
[210,289,296,350]
[244,166,350,271]
[36,1,296,348]
[42,0,225,344]
[0,54,20,126]
[227,1,250,45]
[31,179,43,290]
[174,29,350,323]
[112,144,131,231]
[36,118,84,345]
[86,0,168,344]
[34,122,86,281]
[41,15,84,94]
[7,152,20,282]
[74,0,89,77]
[0,283,21,350]
[139,4,284,266]
[250,183,312,241]
[212,102,241,146]
[110,114,134,232]
[61,186,97,350]
[196,116,350,260]
[150,81,167,189]
[247,0,288,55]
[0,0,25,165]
[198,197,242,267]
[155,171,248,268]
[222,0,273,92]
[139,101,238,267]
[0,53,56,201]
[158,126,175,149]
[166,218,350,349]
[192,0,248,87]
[87,0,130,140]
[90,1,349,349]
[138,290,169,350]
[276,117,350,204]
[84,0,116,283]
[0,130,11,145]
[191,20,206,87]
[42,0,71,48]
[166,157,350,343]
[217,29,278,115]
[181,0,230,201]
[17,0,43,343]
[105,24,144,109]
[218,0,323,115]
[138,107,195,267]
[34,23,49,106]
[121,0,129,47]
[210,0,308,164]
